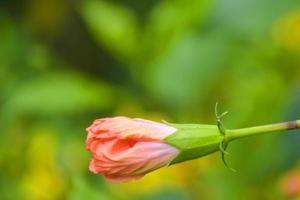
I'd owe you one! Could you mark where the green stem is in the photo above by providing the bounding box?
[227,120,300,141]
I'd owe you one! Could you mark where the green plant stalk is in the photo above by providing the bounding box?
[165,119,300,165]
[164,119,300,168]
[227,120,300,141]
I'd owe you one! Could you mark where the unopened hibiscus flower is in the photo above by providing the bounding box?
[86,114,300,183]
[86,117,179,182]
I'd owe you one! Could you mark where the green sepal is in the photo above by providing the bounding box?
[164,123,223,165]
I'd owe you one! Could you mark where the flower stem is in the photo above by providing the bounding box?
[227,120,300,141]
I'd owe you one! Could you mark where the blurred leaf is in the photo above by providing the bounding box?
[226,67,286,126]
[213,0,300,37]
[80,0,139,62]
[0,15,28,82]
[142,0,211,61]
[145,32,228,110]
[1,71,115,118]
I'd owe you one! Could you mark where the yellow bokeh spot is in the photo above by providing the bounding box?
[22,127,66,200]
[273,8,300,52]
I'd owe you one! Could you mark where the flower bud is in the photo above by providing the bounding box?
[86,116,300,182]
[86,117,179,182]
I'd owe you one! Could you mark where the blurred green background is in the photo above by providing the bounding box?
[1,0,300,199]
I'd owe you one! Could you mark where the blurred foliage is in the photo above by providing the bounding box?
[1,0,300,199]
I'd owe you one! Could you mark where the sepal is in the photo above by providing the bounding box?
[164,123,223,164]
